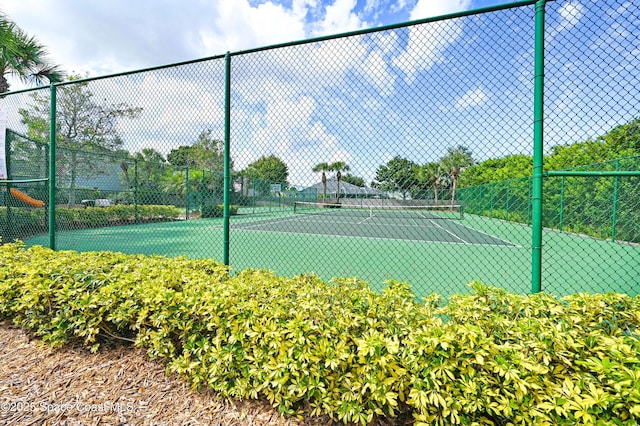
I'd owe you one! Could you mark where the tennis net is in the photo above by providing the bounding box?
[293,201,464,220]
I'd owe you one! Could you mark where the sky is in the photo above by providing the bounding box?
[2,0,510,84]
[2,0,638,188]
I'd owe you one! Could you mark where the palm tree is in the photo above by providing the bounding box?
[441,146,474,207]
[419,162,445,205]
[0,12,65,93]
[329,161,350,203]
[312,162,331,199]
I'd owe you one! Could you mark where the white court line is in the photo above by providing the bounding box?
[236,214,440,230]
[232,227,522,247]
[428,219,470,244]
[442,220,523,248]
[219,214,521,247]
[358,215,374,224]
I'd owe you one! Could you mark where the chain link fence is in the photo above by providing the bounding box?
[1,0,638,298]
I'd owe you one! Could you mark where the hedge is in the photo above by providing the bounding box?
[0,242,639,425]
[55,205,182,229]
[201,204,238,218]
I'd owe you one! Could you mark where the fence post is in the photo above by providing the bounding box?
[49,84,57,250]
[185,166,190,220]
[4,131,14,243]
[223,52,232,266]
[200,168,206,213]
[559,176,564,232]
[611,159,620,242]
[531,0,547,294]
[506,180,510,222]
[134,158,139,224]
[489,182,495,218]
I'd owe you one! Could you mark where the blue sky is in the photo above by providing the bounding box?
[3,0,514,87]
[2,0,638,188]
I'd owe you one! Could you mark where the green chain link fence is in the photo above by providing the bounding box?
[1,0,638,298]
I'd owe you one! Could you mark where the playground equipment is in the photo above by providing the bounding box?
[8,187,45,207]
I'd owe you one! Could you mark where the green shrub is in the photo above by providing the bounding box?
[53,205,181,230]
[0,243,638,425]
[201,204,238,218]
[0,207,45,238]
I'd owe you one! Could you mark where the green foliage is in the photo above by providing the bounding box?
[0,11,65,93]
[372,156,420,199]
[54,205,181,230]
[0,206,45,240]
[201,204,238,218]
[341,173,365,187]
[166,130,229,172]
[244,155,289,195]
[1,244,639,424]
[459,154,533,188]
[18,76,142,206]
[458,118,640,243]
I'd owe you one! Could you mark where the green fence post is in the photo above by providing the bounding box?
[531,0,547,294]
[4,131,14,243]
[611,159,620,242]
[559,176,564,232]
[185,166,190,220]
[506,180,511,222]
[134,158,139,224]
[489,182,495,218]
[49,84,57,250]
[201,168,206,214]
[223,52,232,266]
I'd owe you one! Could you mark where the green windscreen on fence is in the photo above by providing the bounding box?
[1,0,638,298]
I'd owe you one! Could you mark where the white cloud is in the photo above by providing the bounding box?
[455,87,488,109]
[392,0,471,83]
[558,2,584,30]
[547,1,585,42]
[202,0,308,53]
[357,50,397,97]
[311,0,367,36]
[408,0,471,20]
[247,96,349,185]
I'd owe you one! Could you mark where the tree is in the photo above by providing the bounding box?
[458,154,533,188]
[166,130,227,201]
[19,75,142,205]
[329,161,350,202]
[167,130,225,171]
[312,162,331,198]
[372,156,419,200]
[0,12,64,93]
[245,155,288,195]
[418,162,447,204]
[341,173,365,187]
[441,146,474,206]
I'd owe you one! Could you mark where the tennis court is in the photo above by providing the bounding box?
[24,202,638,299]
[230,202,519,247]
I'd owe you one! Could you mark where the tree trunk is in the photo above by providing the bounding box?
[69,151,77,207]
[0,75,10,94]
[451,177,457,209]
[433,183,439,205]
[321,172,327,198]
[121,162,131,189]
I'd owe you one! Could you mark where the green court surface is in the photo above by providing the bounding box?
[25,208,639,299]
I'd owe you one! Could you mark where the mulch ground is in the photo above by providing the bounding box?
[0,322,341,426]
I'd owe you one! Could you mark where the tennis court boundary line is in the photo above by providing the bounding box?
[439,220,524,248]
[227,226,524,248]
[228,214,523,248]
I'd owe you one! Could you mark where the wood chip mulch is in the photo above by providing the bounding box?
[0,322,344,426]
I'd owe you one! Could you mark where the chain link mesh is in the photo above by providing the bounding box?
[1,0,637,297]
